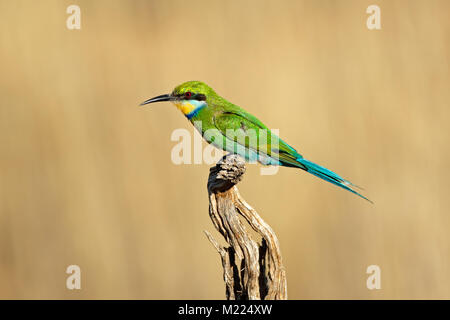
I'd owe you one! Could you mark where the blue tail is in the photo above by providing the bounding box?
[295,158,372,203]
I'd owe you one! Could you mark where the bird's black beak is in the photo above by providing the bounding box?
[140,94,171,106]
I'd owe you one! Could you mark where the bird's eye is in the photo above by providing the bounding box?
[185,92,192,98]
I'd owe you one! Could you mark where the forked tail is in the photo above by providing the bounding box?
[295,158,373,203]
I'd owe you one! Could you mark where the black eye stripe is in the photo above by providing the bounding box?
[174,93,206,101]
[195,94,206,101]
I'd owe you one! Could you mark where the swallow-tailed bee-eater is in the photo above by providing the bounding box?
[141,81,371,202]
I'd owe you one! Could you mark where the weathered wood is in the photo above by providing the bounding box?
[205,154,287,300]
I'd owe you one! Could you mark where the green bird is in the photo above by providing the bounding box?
[141,81,370,202]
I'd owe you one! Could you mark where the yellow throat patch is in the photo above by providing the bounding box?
[173,100,206,117]
[173,101,196,115]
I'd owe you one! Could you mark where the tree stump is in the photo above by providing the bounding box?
[205,154,288,300]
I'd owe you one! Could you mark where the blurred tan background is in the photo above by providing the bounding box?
[0,0,449,299]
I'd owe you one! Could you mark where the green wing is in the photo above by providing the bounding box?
[213,109,306,168]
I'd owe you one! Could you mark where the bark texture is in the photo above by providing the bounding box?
[205,154,287,300]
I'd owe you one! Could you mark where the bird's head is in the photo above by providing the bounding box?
[140,81,216,119]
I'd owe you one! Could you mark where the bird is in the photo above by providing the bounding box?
[141,81,371,202]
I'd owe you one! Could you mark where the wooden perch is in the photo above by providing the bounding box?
[205,154,287,300]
